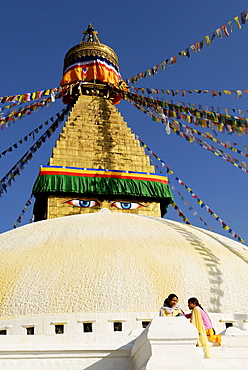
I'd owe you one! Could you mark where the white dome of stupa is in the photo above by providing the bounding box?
[0,212,247,320]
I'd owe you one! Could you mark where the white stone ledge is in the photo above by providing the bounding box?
[0,325,12,330]
[50,321,69,325]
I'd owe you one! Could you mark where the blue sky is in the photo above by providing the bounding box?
[0,0,248,244]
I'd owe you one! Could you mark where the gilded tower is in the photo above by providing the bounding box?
[32,25,173,220]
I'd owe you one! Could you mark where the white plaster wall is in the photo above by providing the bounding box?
[1,311,248,336]
[0,311,157,335]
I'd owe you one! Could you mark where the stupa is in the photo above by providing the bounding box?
[0,25,248,370]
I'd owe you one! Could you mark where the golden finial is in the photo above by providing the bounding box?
[82,24,100,44]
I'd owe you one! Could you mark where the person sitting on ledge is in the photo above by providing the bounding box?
[159,293,183,317]
[186,297,222,347]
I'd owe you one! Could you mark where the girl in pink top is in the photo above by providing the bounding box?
[187,297,222,346]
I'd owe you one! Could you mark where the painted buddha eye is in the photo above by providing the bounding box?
[62,199,100,208]
[111,201,145,210]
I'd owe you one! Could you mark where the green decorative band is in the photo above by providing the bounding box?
[32,166,174,215]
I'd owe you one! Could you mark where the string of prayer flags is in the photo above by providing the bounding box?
[0,115,58,159]
[0,105,71,197]
[133,132,245,243]
[173,121,248,162]
[130,86,248,100]
[171,202,191,224]
[169,118,248,172]
[173,100,248,123]
[129,87,248,127]
[0,100,24,113]
[0,92,62,129]
[120,90,248,134]
[170,185,212,230]
[125,9,248,85]
[0,85,69,104]
[156,111,248,168]
[13,195,33,228]
[126,94,248,172]
[129,91,248,173]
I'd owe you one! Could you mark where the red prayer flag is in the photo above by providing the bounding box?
[195,42,201,52]
[221,24,229,36]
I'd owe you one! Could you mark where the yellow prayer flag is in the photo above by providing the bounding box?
[218,123,223,131]
[223,90,231,95]
[234,16,242,29]
[205,35,211,46]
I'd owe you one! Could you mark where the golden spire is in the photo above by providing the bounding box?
[81,23,100,44]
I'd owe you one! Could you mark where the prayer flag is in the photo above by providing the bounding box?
[227,20,233,33]
[195,42,201,52]
[221,24,229,36]
[160,61,167,70]
[241,10,248,24]
[216,28,222,38]
[179,50,186,57]
[190,44,197,52]
[170,55,177,65]
[205,35,211,46]
[234,16,242,29]
[210,32,216,42]
[185,48,190,57]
